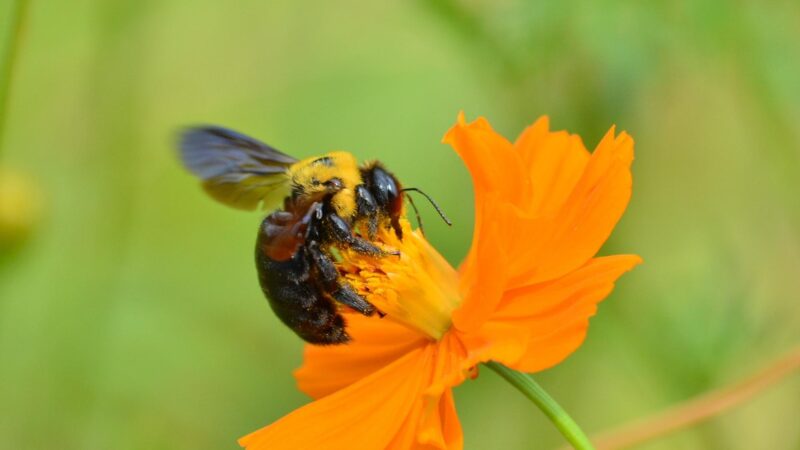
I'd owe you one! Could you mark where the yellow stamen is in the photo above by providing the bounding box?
[338,219,462,340]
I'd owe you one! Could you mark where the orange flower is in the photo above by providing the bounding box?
[239,113,642,450]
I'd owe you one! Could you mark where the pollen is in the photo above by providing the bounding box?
[337,219,462,340]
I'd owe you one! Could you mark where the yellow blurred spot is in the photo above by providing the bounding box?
[0,167,43,249]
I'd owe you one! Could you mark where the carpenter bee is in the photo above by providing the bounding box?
[178,126,449,344]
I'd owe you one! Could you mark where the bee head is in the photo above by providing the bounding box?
[366,166,402,217]
[361,163,404,238]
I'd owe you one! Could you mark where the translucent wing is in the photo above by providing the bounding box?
[178,126,297,211]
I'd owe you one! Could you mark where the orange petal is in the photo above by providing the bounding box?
[508,128,635,286]
[453,120,636,332]
[387,389,463,450]
[435,390,463,449]
[449,116,635,289]
[442,113,530,208]
[385,333,473,450]
[245,333,476,450]
[488,255,641,372]
[295,312,428,399]
[418,389,463,450]
[514,117,591,216]
[513,116,552,161]
[452,197,508,333]
[240,347,432,450]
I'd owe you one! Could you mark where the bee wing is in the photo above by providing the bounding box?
[179,126,297,211]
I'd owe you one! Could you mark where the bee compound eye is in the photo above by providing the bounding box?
[369,167,398,206]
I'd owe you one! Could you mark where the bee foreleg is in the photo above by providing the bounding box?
[307,242,375,316]
[307,242,338,283]
[331,284,376,316]
[325,212,389,256]
[355,184,378,239]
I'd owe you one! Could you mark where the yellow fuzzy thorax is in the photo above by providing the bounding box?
[289,151,361,218]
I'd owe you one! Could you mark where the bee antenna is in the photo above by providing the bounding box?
[404,193,425,236]
[401,188,453,227]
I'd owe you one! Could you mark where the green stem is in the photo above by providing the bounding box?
[0,0,30,154]
[485,361,595,450]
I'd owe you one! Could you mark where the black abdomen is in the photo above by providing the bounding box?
[255,223,349,344]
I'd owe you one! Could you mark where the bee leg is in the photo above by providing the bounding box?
[325,212,396,256]
[308,242,375,316]
[355,184,378,239]
[332,284,376,316]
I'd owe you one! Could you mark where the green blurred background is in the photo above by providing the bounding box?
[1,0,799,449]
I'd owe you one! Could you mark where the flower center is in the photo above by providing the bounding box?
[337,219,462,340]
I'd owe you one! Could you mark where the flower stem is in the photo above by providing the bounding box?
[486,361,595,450]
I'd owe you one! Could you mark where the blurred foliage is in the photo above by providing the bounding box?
[0,0,798,449]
